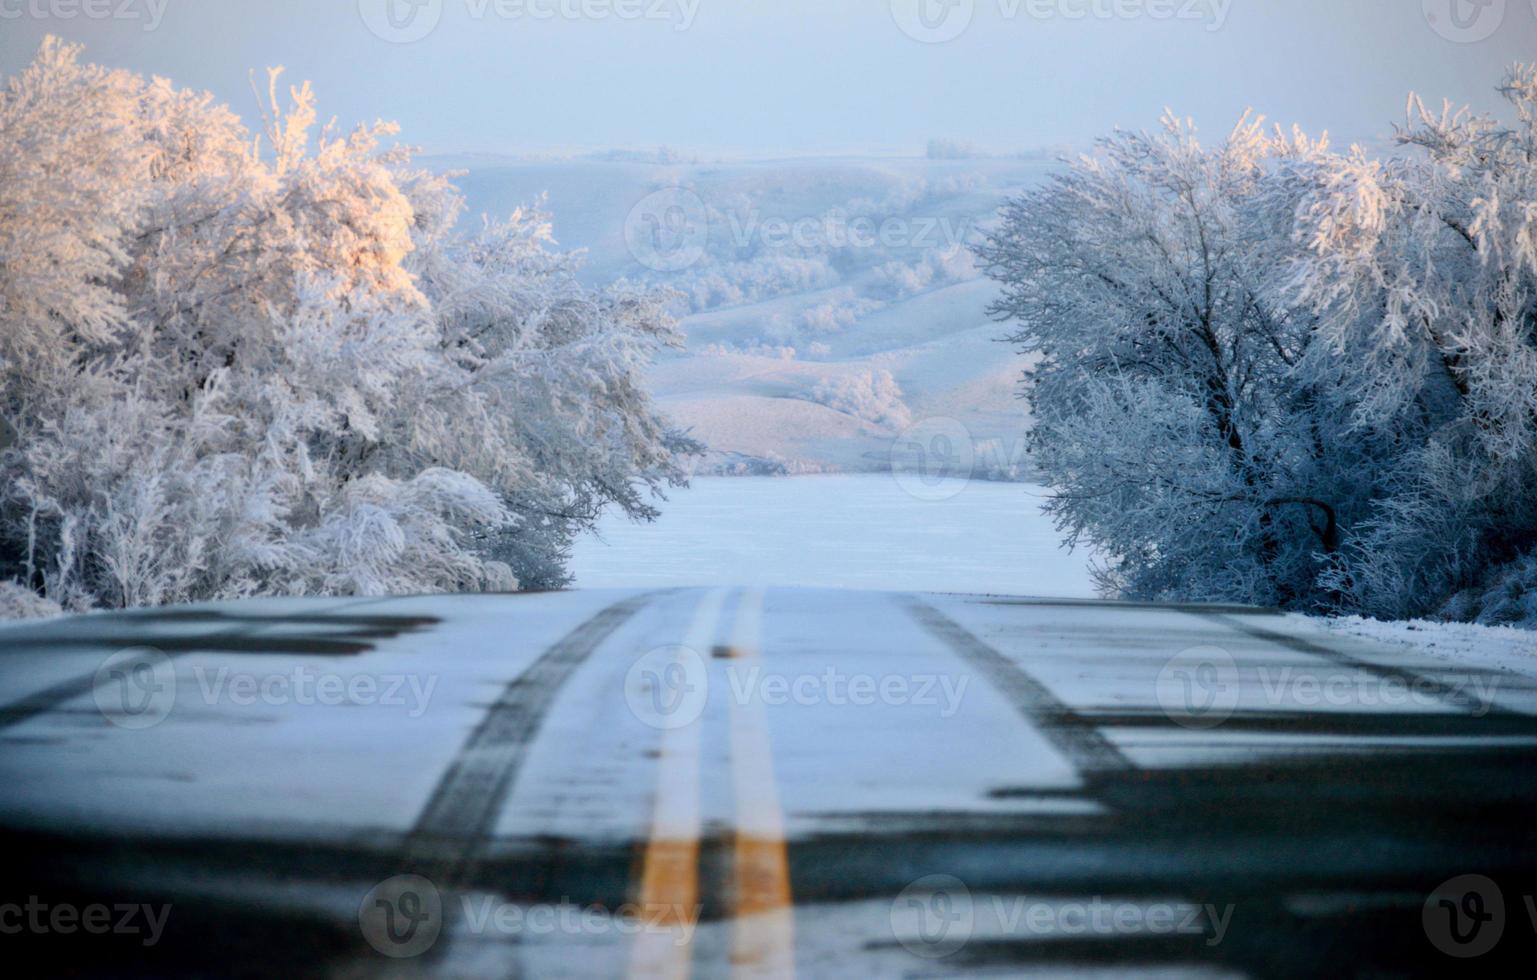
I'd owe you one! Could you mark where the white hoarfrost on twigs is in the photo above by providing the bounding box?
[0,39,698,615]
[980,65,1537,626]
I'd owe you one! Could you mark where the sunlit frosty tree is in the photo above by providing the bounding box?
[0,39,696,614]
[982,67,1537,623]
[1285,66,1537,621]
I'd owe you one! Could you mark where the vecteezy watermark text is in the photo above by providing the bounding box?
[358,0,700,43]
[1156,644,1503,730]
[0,898,171,947]
[890,0,1232,44]
[720,210,971,254]
[459,896,701,945]
[359,874,701,958]
[1422,0,1511,44]
[622,188,974,273]
[889,875,1235,960]
[623,644,971,729]
[1422,873,1537,959]
[191,665,438,719]
[725,664,970,718]
[0,0,167,31]
[91,647,440,729]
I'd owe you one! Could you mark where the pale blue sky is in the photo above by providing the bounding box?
[1,0,1532,155]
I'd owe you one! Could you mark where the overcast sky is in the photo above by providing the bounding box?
[2,0,1532,156]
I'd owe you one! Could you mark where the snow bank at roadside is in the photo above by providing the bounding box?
[1323,615,1537,682]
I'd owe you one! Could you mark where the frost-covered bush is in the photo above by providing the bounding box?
[869,247,976,300]
[798,294,885,335]
[0,40,694,613]
[0,581,62,621]
[805,370,912,430]
[1439,554,1537,627]
[982,68,1537,624]
[678,254,841,313]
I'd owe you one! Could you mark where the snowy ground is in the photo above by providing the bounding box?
[570,474,1096,596]
[1325,615,1537,682]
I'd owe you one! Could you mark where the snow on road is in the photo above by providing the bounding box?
[570,474,1096,597]
[7,587,1537,975]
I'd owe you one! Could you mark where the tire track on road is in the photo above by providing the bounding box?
[338,592,662,979]
[902,596,1133,774]
[402,591,661,887]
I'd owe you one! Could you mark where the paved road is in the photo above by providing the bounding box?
[3,588,1537,977]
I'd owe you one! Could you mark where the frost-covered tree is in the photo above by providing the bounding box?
[982,68,1537,623]
[979,113,1357,607]
[0,39,694,613]
[1285,66,1537,621]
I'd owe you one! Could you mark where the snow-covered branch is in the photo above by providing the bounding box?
[0,39,696,613]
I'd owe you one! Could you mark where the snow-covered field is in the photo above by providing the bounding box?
[433,153,1057,474]
[570,474,1096,596]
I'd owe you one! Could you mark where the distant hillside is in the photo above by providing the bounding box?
[428,153,1063,476]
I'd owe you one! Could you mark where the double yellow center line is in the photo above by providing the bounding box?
[628,588,796,979]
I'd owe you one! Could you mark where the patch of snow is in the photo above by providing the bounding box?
[1322,615,1537,683]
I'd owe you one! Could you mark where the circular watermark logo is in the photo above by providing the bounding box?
[624,645,709,730]
[890,0,975,43]
[624,188,709,273]
[891,874,973,959]
[891,417,975,501]
[1423,874,1504,958]
[93,648,176,730]
[1155,646,1239,730]
[1422,0,1505,42]
[358,0,445,43]
[359,874,444,958]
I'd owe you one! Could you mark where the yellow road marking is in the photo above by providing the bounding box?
[627,588,727,980]
[725,588,796,978]
[628,588,796,979]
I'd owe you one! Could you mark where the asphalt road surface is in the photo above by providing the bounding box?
[3,587,1537,977]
